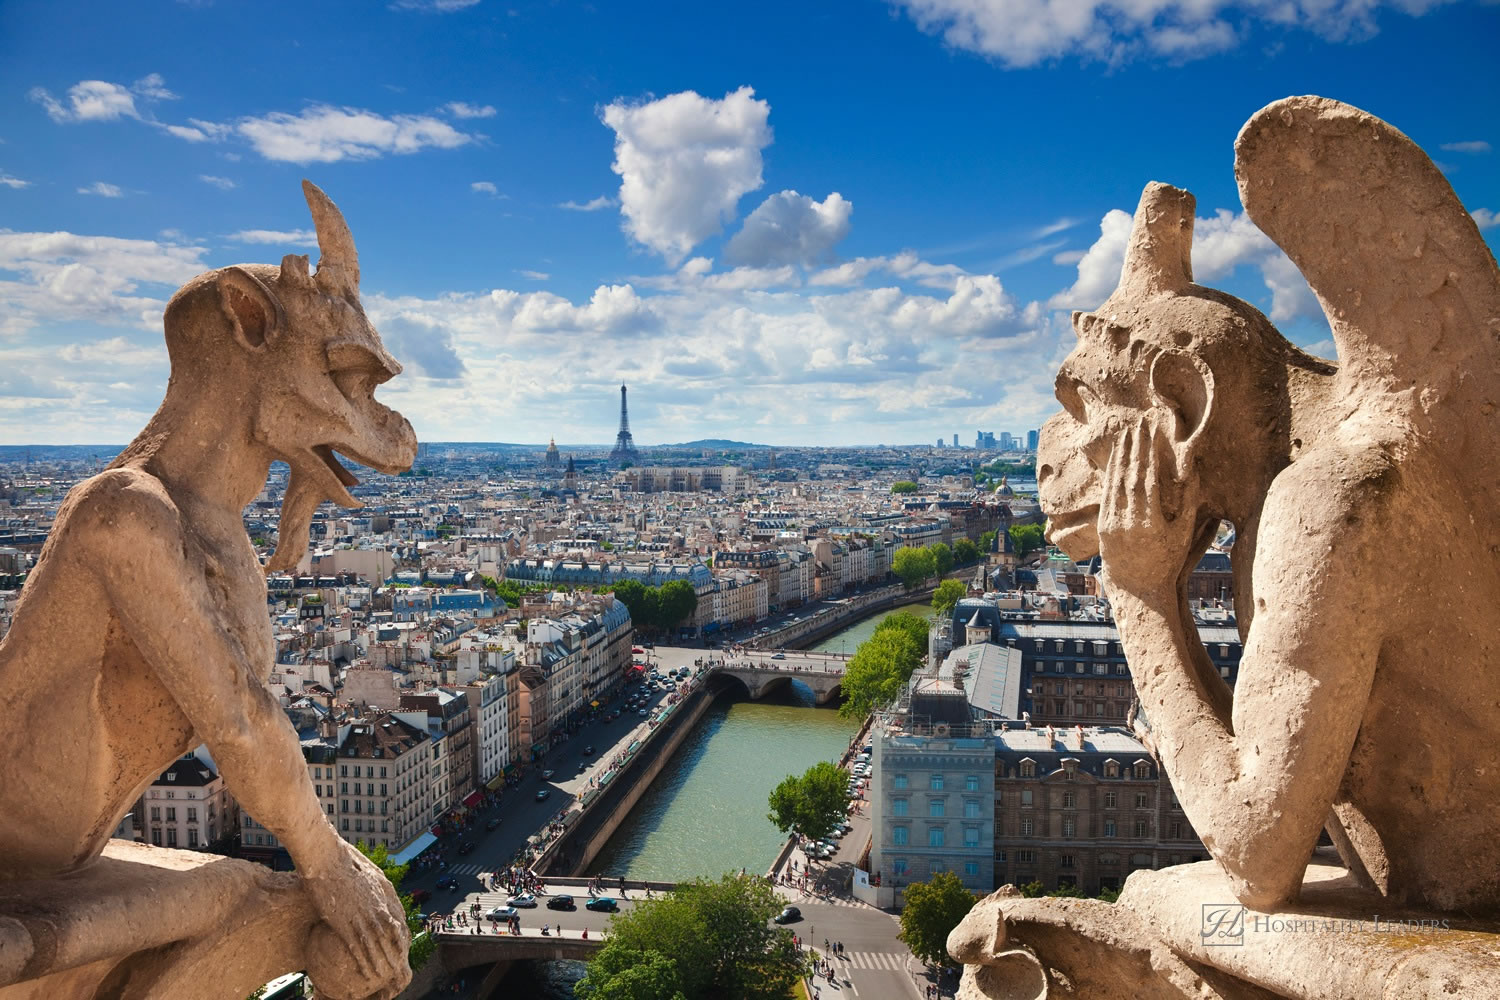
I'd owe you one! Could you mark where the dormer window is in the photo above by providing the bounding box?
[166,773,176,782]
[1104,759,1120,778]
[1019,758,1036,778]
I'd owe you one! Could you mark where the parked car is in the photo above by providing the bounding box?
[409,888,431,905]
[638,709,648,716]
[507,893,538,908]
[535,789,551,801]
[582,745,595,755]
[436,875,459,891]
[547,894,576,911]
[541,769,556,779]
[457,841,476,855]
[774,905,802,924]
[585,897,620,913]
[771,653,786,659]
[485,906,518,921]
[486,817,501,831]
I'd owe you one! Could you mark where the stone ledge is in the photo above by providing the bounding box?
[0,840,348,1000]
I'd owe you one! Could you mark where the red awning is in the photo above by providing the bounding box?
[462,790,483,808]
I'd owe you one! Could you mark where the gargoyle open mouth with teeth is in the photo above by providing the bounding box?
[262,181,418,574]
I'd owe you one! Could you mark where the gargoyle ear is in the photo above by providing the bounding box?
[216,266,285,351]
[1149,348,1214,460]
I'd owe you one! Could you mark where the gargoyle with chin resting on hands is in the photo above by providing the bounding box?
[0,182,419,998]
[1038,96,1500,917]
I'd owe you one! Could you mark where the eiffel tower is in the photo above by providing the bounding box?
[609,384,639,465]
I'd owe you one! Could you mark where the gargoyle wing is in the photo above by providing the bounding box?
[1235,96,1500,393]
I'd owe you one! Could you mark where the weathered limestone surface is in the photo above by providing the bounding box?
[957,95,1500,997]
[0,182,418,999]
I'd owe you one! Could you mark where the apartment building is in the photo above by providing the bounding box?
[142,752,235,852]
[398,688,474,816]
[993,724,1201,894]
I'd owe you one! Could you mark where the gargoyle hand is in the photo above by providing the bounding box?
[1097,412,1201,604]
[304,838,412,999]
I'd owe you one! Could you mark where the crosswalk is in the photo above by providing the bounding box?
[845,950,907,972]
[443,863,484,877]
[775,889,865,909]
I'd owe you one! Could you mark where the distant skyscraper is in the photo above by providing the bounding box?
[1027,428,1039,452]
[937,437,944,448]
[999,432,1014,451]
[610,384,639,465]
[953,434,959,448]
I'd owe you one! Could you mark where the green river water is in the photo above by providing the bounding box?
[495,600,931,996]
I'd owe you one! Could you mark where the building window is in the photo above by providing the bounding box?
[930,774,945,791]
[1104,791,1117,808]
[188,829,199,848]
[929,799,945,818]
[964,827,980,848]
[929,828,945,848]
[1017,849,1035,863]
[1021,789,1033,806]
[965,862,980,877]
[1135,792,1149,809]
[341,765,348,777]
[1134,762,1151,779]
[965,775,980,792]
[151,829,162,846]
[1062,818,1075,838]
[1061,853,1075,869]
[964,799,981,818]
[165,808,176,823]
[380,767,388,778]
[893,859,908,876]
[893,826,909,846]
[1135,820,1148,838]
[1171,821,1184,839]
[1019,761,1035,778]
[166,829,177,847]
[1020,818,1034,836]
[1094,663,1107,675]
[1104,819,1117,837]
[1105,761,1120,778]
[893,798,909,817]
[341,782,348,795]
[893,774,909,790]
[1062,792,1075,808]
[150,806,161,821]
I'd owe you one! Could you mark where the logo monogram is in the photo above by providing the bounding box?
[1201,903,1245,946]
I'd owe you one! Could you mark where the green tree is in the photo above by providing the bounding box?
[874,610,930,656]
[1017,880,1046,898]
[579,875,805,1000]
[898,872,978,969]
[1008,523,1045,558]
[577,949,686,1000]
[931,579,966,617]
[928,542,954,576]
[979,530,997,554]
[892,546,937,589]
[891,480,920,494]
[614,579,661,633]
[657,579,698,632]
[767,760,849,843]
[952,538,978,566]
[838,628,923,719]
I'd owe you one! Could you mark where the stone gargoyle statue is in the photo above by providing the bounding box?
[0,183,417,1000]
[950,96,1500,998]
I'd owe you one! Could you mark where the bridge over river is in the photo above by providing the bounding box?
[703,650,847,705]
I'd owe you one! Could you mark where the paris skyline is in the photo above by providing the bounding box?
[1,0,1496,447]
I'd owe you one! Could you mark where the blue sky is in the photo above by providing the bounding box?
[1,0,1496,446]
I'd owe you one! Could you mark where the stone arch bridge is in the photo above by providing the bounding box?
[705,652,846,705]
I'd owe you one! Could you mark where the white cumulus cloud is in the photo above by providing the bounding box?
[601,86,772,264]
[446,102,496,119]
[724,190,853,268]
[1441,140,1491,154]
[199,174,236,189]
[234,105,474,163]
[1471,208,1498,230]
[471,181,499,195]
[560,196,615,212]
[78,182,124,198]
[390,0,481,9]
[0,172,30,190]
[228,229,319,248]
[895,0,1455,68]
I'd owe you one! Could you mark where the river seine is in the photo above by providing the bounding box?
[494,600,931,996]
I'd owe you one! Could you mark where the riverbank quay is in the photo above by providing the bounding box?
[750,582,934,650]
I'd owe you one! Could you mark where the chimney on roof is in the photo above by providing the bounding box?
[1074,725,1084,750]
[1046,725,1056,748]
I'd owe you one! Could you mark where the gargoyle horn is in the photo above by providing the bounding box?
[1120,181,1195,297]
[302,179,360,298]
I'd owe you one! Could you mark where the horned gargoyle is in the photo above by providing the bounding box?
[0,182,417,999]
[1039,96,1500,917]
